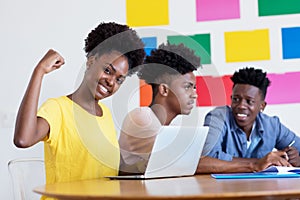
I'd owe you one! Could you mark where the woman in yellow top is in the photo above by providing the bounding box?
[13,22,145,184]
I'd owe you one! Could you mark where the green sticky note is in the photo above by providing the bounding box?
[258,0,300,16]
[167,34,211,64]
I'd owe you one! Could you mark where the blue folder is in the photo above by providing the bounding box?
[211,172,300,179]
[212,166,300,179]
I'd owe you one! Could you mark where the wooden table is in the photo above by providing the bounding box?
[34,175,300,199]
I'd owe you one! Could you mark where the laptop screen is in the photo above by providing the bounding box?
[107,126,208,179]
[144,126,208,178]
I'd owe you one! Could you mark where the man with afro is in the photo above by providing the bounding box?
[118,42,204,174]
[198,67,300,173]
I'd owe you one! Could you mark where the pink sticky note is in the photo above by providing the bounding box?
[266,72,300,104]
[196,0,240,22]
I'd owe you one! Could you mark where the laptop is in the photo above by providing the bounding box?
[106,126,209,179]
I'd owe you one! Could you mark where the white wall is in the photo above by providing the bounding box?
[1,0,128,198]
[1,0,300,199]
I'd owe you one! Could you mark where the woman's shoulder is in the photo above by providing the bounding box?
[44,96,69,103]
[40,96,68,108]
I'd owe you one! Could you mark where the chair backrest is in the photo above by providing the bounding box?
[8,157,45,200]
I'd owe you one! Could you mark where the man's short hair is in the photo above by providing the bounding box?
[231,67,271,99]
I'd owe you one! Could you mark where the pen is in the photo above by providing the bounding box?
[289,140,295,147]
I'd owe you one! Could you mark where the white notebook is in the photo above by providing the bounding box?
[107,126,209,179]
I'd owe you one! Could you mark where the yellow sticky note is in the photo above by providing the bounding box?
[126,0,169,27]
[225,29,270,62]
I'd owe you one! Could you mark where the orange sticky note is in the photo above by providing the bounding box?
[140,80,152,106]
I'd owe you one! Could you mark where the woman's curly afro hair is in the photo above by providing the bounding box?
[84,22,145,75]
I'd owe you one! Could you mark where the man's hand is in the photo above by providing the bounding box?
[253,151,292,172]
[283,146,300,167]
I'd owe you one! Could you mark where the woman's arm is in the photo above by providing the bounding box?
[14,49,64,147]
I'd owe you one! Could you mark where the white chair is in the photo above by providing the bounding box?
[8,157,45,200]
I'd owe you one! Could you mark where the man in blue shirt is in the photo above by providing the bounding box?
[197,67,300,173]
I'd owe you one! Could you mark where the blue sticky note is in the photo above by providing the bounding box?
[282,27,300,59]
[142,37,157,56]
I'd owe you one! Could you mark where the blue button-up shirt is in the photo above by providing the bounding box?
[204,106,300,161]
